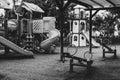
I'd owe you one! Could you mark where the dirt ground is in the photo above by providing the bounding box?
[0,45,120,80]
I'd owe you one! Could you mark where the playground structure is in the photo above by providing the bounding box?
[68,5,101,47]
[0,0,119,73]
[14,2,60,53]
[82,31,100,47]
[62,5,94,72]
[99,37,117,58]
[69,6,87,47]
[18,16,60,53]
[0,1,35,58]
[0,1,60,59]
[68,5,117,59]
[54,0,120,72]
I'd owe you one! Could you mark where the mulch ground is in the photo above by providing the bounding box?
[0,46,120,80]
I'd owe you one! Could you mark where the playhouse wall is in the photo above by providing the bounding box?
[43,17,56,33]
[72,20,79,33]
[72,34,79,46]
[32,19,43,33]
[71,19,87,47]
[72,34,86,47]
[79,34,86,46]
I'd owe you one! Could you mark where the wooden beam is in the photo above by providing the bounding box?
[106,0,116,7]
[86,7,120,10]
[91,0,104,8]
[92,10,99,18]
[72,0,93,9]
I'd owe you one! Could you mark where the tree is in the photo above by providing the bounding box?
[23,0,58,16]
[93,10,119,36]
[93,15,104,30]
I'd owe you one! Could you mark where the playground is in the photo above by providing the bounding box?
[0,46,120,80]
[1,0,120,80]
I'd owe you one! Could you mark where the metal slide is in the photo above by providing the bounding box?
[82,31,114,50]
[82,31,100,47]
[0,36,34,57]
[40,29,60,51]
[99,42,113,51]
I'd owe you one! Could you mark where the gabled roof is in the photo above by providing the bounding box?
[72,0,120,10]
[18,2,44,13]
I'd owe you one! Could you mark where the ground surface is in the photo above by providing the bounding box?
[0,45,120,80]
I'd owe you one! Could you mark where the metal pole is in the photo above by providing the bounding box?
[60,9,64,61]
[89,10,92,53]
[55,0,71,61]
[59,0,64,62]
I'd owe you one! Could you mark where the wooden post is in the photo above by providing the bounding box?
[70,59,73,72]
[29,14,32,35]
[55,0,64,61]
[60,9,64,61]
[114,49,117,58]
[17,14,21,46]
[4,9,9,54]
[103,49,105,58]
[26,13,33,50]
[89,10,92,54]
[55,0,72,61]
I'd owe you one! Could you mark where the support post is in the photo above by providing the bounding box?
[103,49,105,58]
[60,9,64,61]
[114,49,117,58]
[4,10,9,54]
[17,14,21,46]
[89,10,92,53]
[55,0,73,62]
[26,13,33,51]
[70,59,73,72]
[55,0,65,62]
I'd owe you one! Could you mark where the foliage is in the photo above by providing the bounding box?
[108,9,120,18]
[93,15,104,30]
[92,9,120,37]
[23,0,58,17]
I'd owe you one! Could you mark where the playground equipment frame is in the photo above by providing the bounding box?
[1,1,45,57]
[54,0,120,71]
[2,1,60,55]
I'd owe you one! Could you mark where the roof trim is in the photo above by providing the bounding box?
[72,0,93,9]
[86,6,120,10]
[22,2,44,13]
[91,0,104,8]
[16,2,44,13]
[105,0,116,7]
